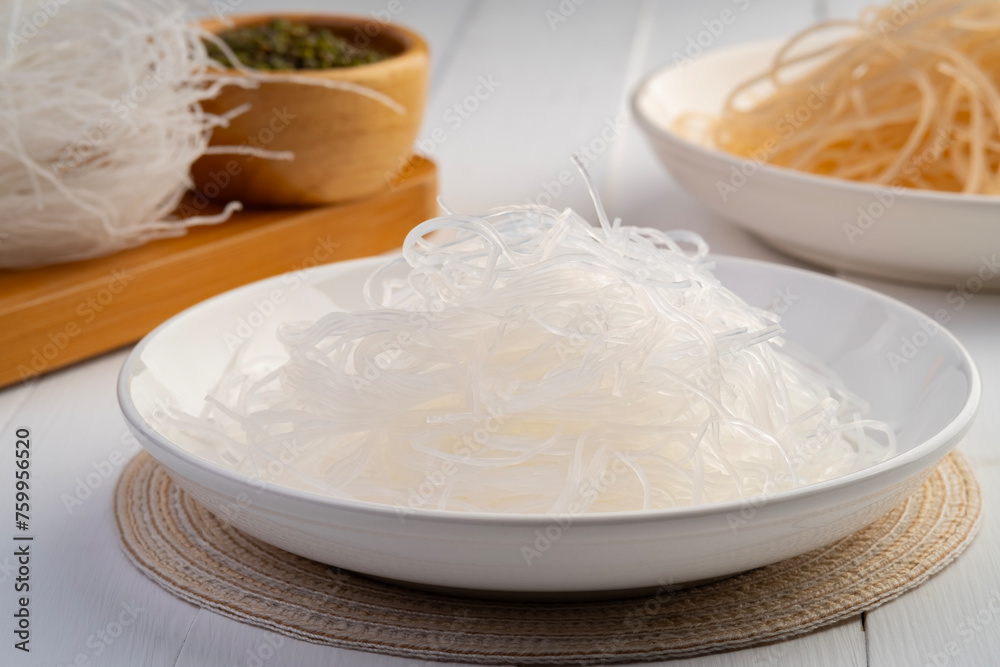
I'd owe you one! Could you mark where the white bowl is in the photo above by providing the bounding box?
[118,255,979,597]
[632,37,1000,289]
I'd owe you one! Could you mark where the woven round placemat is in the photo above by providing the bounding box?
[115,451,981,665]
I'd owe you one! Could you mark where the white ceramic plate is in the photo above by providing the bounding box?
[118,255,979,597]
[632,37,1000,289]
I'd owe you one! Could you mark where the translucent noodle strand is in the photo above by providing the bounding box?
[176,200,897,514]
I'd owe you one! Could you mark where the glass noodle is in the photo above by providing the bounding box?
[179,168,896,514]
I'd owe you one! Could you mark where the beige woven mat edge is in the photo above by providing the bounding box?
[114,451,982,665]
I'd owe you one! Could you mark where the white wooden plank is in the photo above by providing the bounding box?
[418,0,645,215]
[0,378,36,435]
[172,609,509,667]
[623,619,866,667]
[172,608,865,667]
[0,350,200,667]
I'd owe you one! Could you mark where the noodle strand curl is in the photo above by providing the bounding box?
[182,203,896,514]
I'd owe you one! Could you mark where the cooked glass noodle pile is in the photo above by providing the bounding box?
[187,198,896,514]
[685,0,1000,194]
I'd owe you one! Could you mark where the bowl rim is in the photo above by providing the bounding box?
[630,35,1000,207]
[118,254,982,527]
[198,11,429,77]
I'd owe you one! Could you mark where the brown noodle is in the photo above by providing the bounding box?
[685,0,1000,194]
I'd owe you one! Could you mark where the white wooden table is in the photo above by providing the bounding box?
[3,2,999,665]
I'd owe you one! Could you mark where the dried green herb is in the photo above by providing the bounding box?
[207,19,386,70]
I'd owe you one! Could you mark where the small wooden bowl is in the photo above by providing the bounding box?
[192,13,429,206]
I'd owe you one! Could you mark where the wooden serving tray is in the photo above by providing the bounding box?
[0,156,436,389]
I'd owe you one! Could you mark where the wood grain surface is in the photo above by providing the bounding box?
[0,156,436,388]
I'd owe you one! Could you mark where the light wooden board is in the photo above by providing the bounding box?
[0,156,436,389]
